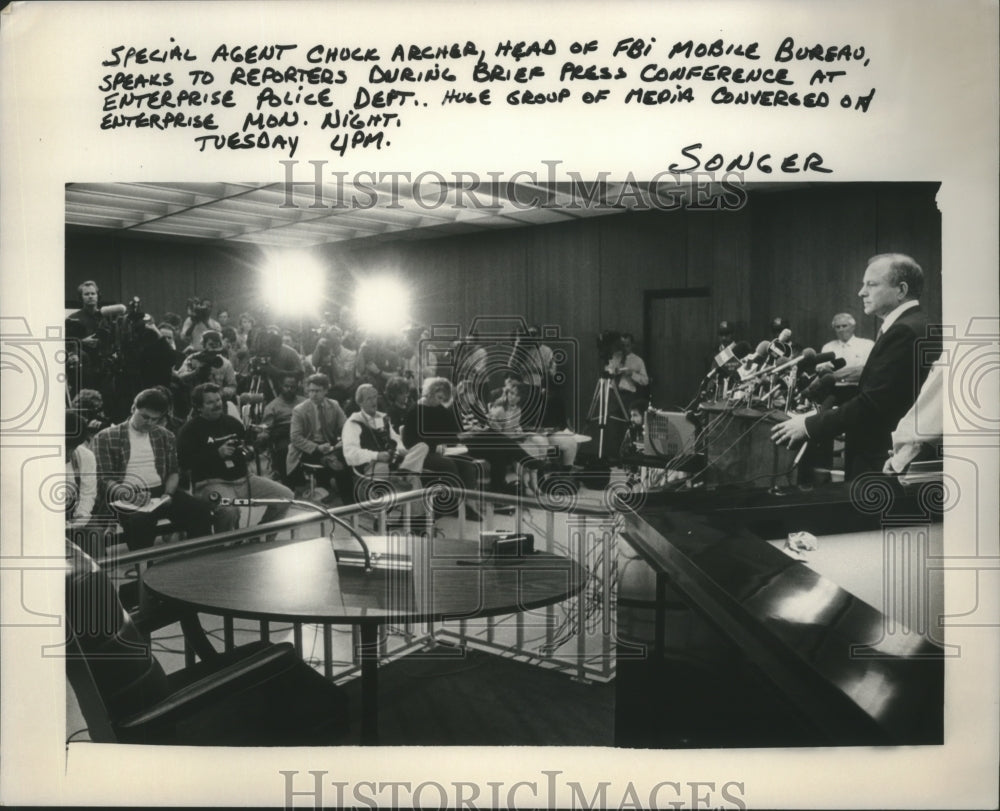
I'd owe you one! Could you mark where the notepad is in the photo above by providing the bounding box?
[111,496,167,514]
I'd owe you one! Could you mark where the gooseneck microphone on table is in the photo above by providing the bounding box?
[207,493,373,572]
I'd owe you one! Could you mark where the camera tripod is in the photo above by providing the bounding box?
[247,372,275,409]
[586,372,629,458]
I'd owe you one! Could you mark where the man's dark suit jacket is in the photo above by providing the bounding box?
[805,305,939,479]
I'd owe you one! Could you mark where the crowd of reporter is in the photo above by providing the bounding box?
[65,281,580,560]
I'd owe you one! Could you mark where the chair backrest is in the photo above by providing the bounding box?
[65,541,170,741]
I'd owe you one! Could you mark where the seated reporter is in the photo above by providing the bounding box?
[493,371,580,467]
[343,383,429,495]
[66,410,100,556]
[452,377,534,494]
[71,388,110,445]
[401,377,486,512]
[287,373,355,506]
[177,383,293,532]
[487,381,552,494]
[258,373,305,482]
[92,388,214,551]
[384,374,414,431]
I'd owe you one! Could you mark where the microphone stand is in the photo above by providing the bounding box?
[211,495,373,572]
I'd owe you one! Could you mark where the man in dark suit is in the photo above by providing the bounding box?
[771,253,939,479]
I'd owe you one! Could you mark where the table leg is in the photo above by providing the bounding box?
[180,612,220,662]
[359,623,379,744]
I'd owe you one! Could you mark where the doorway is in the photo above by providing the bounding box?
[644,288,713,411]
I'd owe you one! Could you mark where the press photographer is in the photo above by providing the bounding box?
[177,383,293,532]
[180,297,222,350]
[176,329,237,400]
[98,295,178,421]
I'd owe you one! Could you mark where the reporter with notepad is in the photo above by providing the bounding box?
[92,388,214,551]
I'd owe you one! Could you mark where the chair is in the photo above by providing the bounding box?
[65,541,351,745]
[301,462,326,498]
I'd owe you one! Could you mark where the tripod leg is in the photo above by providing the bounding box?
[598,378,609,458]
[610,382,629,422]
[586,381,602,422]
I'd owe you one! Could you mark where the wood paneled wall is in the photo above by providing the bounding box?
[66,183,941,417]
[65,234,265,323]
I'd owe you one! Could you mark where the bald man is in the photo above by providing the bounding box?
[772,253,939,479]
[820,312,875,391]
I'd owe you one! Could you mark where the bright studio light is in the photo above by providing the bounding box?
[260,250,326,317]
[354,277,410,335]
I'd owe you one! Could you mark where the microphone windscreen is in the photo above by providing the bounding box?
[810,350,837,365]
[831,357,847,371]
[753,340,770,357]
[732,341,751,358]
[777,328,792,342]
[99,304,127,318]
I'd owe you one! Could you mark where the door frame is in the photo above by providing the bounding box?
[643,286,713,409]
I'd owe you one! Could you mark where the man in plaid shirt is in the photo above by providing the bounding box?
[92,388,214,551]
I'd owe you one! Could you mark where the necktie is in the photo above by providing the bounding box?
[317,402,332,442]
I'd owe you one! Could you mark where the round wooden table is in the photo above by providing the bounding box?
[143,535,585,743]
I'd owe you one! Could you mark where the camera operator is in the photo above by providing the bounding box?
[180,297,222,351]
[103,296,168,422]
[65,281,116,397]
[250,326,305,396]
[355,334,403,395]
[308,326,357,407]
[176,330,237,401]
[604,331,649,412]
[177,383,293,532]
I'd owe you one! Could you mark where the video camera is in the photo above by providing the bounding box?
[187,297,212,322]
[249,355,270,374]
[190,350,225,369]
[125,296,144,321]
[597,330,624,364]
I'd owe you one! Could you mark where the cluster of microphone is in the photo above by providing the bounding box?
[701,329,846,413]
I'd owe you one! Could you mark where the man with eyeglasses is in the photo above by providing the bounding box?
[92,387,214,551]
[772,253,940,478]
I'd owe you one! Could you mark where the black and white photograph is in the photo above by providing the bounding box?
[2,2,997,808]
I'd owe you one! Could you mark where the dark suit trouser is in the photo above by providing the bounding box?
[118,489,215,551]
[290,451,357,504]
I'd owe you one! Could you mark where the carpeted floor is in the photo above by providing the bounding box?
[338,644,615,746]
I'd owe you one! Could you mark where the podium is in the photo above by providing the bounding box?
[698,402,800,488]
